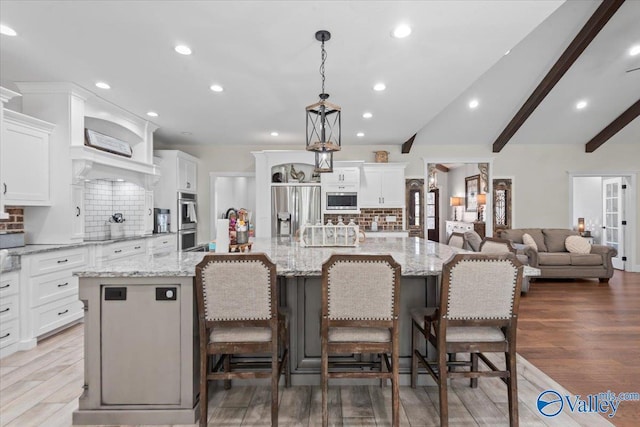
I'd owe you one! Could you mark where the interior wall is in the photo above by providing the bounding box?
[572,176,603,242]
[155,141,640,269]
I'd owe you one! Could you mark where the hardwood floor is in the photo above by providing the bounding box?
[1,270,637,426]
[517,270,640,427]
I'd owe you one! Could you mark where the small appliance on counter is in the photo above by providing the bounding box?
[153,208,171,233]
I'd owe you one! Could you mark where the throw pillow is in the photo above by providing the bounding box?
[522,233,538,251]
[565,235,591,254]
[464,230,483,252]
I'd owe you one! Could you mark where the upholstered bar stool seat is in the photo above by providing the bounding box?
[328,327,390,342]
[210,327,272,343]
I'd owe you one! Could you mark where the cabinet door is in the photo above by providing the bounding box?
[177,157,196,192]
[379,169,405,207]
[359,169,382,207]
[71,185,85,239]
[2,121,50,205]
[144,191,154,234]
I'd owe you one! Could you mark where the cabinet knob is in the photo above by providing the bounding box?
[76,207,81,217]
[57,282,69,288]
[57,309,69,316]
[2,183,6,195]
[0,333,9,339]
[148,208,152,215]
[186,182,191,188]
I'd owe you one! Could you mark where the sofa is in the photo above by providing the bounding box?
[497,228,617,282]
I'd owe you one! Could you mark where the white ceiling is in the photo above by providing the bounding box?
[1,1,637,150]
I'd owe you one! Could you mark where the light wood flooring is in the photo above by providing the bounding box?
[2,271,638,426]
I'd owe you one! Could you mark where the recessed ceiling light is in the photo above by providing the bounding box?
[116,179,125,182]
[270,131,279,137]
[468,99,479,109]
[95,82,110,89]
[175,45,192,55]
[629,45,640,56]
[504,49,511,56]
[373,83,386,91]
[181,131,193,136]
[356,132,365,137]
[0,24,17,36]
[146,111,158,117]
[210,84,224,92]
[362,112,373,119]
[391,24,412,39]
[576,100,588,110]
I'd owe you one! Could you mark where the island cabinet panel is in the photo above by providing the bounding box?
[101,285,181,405]
[288,275,433,375]
[75,276,197,426]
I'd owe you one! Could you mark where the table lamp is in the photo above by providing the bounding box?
[450,197,463,221]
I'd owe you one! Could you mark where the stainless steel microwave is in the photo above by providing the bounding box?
[326,192,358,210]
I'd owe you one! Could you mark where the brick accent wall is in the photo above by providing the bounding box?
[324,207,403,232]
[0,207,24,232]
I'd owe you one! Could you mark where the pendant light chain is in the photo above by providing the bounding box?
[320,37,327,96]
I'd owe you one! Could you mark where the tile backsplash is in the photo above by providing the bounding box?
[84,180,146,240]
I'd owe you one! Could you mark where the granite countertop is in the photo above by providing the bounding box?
[3,233,176,257]
[75,236,465,278]
[0,233,176,273]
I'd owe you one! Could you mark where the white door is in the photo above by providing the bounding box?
[602,177,624,270]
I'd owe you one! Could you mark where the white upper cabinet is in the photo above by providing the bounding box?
[177,156,197,192]
[321,167,360,189]
[359,163,407,208]
[1,110,55,206]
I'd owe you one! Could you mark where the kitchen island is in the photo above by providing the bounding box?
[72,236,538,425]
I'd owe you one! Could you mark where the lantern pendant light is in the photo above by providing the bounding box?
[306,30,341,173]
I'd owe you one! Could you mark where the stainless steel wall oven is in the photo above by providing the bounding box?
[177,192,197,250]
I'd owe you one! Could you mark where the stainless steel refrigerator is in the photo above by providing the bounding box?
[271,185,321,237]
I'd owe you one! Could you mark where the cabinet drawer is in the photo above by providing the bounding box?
[0,271,19,298]
[103,240,146,261]
[0,293,19,323]
[151,236,175,253]
[32,296,84,337]
[29,247,88,277]
[31,270,78,307]
[0,319,19,349]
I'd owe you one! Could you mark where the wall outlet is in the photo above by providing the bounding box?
[386,215,397,222]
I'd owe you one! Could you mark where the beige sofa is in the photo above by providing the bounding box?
[498,228,617,282]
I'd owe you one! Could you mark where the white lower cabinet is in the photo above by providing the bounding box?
[24,247,88,340]
[149,234,176,253]
[101,239,147,262]
[0,270,20,358]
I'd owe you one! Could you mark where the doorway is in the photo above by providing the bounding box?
[571,174,636,271]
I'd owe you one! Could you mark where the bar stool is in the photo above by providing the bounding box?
[195,253,290,427]
[320,254,401,427]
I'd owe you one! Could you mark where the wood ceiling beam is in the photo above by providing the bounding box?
[492,0,625,153]
[585,99,640,152]
[401,133,416,154]
[435,164,449,173]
